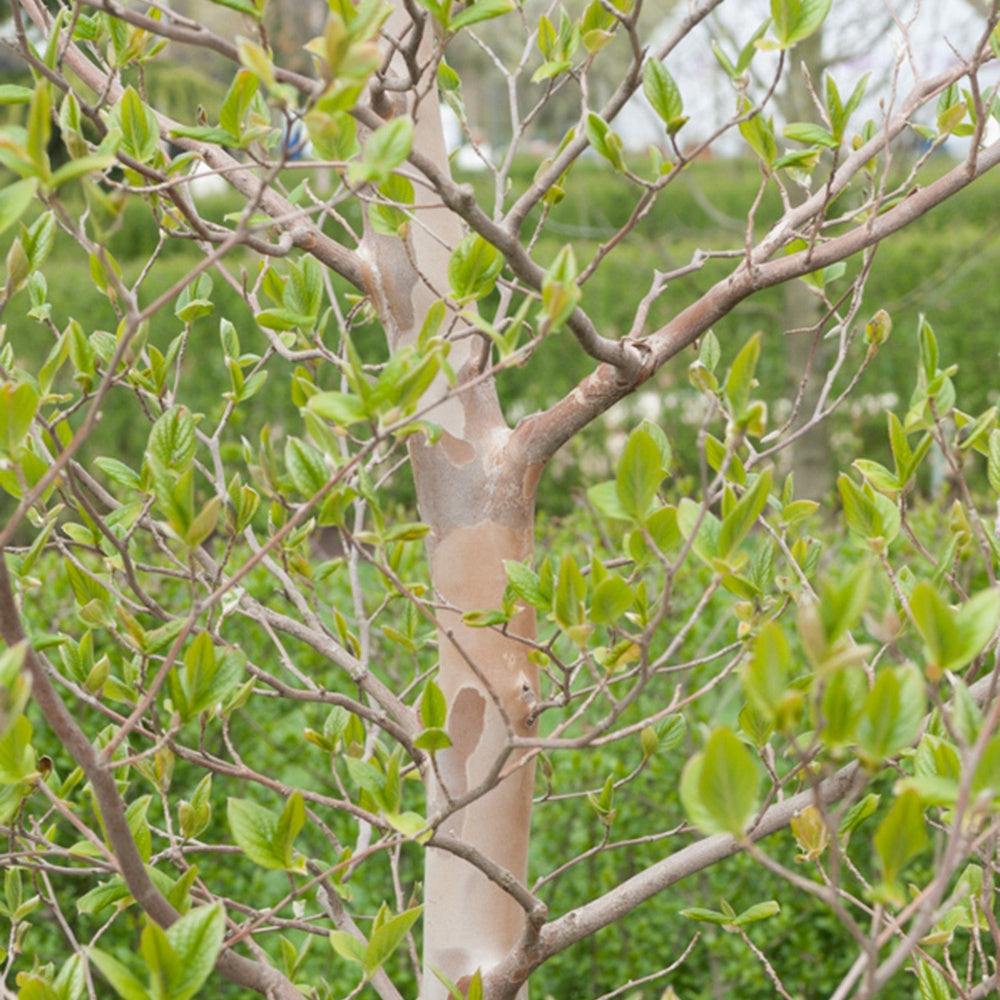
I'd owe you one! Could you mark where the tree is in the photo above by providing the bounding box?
[1,0,1000,998]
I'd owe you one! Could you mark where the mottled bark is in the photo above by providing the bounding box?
[360,15,541,994]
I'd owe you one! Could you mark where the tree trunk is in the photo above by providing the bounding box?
[414,433,539,999]
[360,21,540,992]
[783,280,834,500]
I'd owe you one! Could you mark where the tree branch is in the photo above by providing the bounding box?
[516,135,1000,464]
[0,553,304,999]
[19,0,365,289]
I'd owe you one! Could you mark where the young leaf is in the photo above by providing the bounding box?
[685,727,759,836]
[643,60,686,134]
[88,948,149,1000]
[364,905,423,978]
[419,679,447,730]
[718,469,771,559]
[448,234,504,304]
[615,427,664,520]
[585,113,625,171]
[350,116,413,184]
[724,332,761,418]
[874,788,927,892]
[330,930,367,965]
[275,791,306,870]
[113,87,160,164]
[856,666,925,765]
[448,0,514,32]
[165,903,225,1000]
[228,798,289,870]
[743,621,790,721]
[0,179,39,236]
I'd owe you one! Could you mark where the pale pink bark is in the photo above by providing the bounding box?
[360,14,542,995]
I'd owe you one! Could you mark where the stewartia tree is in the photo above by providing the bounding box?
[1,0,1000,997]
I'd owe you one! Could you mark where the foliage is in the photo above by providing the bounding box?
[1,1,1000,1000]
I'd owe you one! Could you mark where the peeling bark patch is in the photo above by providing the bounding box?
[450,685,485,758]
[440,430,476,466]
[522,461,544,502]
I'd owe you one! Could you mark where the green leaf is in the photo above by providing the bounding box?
[587,480,630,520]
[989,429,1000,494]
[307,390,368,426]
[539,245,580,331]
[255,307,316,331]
[718,469,771,559]
[743,621,790,721]
[179,774,213,841]
[0,381,39,457]
[237,37,276,87]
[818,561,872,647]
[147,407,196,474]
[140,920,176,998]
[364,905,423,978]
[0,716,35,785]
[910,582,959,677]
[448,234,504,304]
[0,85,33,105]
[643,60,686,133]
[330,930,367,965]
[125,795,152,863]
[113,87,160,164]
[77,877,129,916]
[25,82,51,178]
[771,0,831,48]
[350,116,413,184]
[219,69,259,139]
[590,576,633,624]
[683,727,759,836]
[174,274,214,323]
[448,0,514,31]
[88,948,149,1000]
[837,474,900,549]
[739,108,776,166]
[0,179,39,236]
[419,680,447,729]
[370,173,414,237]
[210,0,265,17]
[553,555,587,633]
[414,727,452,752]
[505,560,548,609]
[164,903,225,1000]
[732,900,781,926]
[585,113,625,171]
[856,666,925,765]
[953,587,1000,671]
[285,437,329,497]
[228,797,289,870]
[783,122,837,147]
[615,427,664,520]
[916,960,952,1000]
[874,788,927,891]
[724,332,761,417]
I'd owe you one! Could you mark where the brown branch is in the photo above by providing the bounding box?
[0,553,303,998]
[503,0,729,232]
[17,0,365,290]
[516,136,1000,464]
[485,761,868,998]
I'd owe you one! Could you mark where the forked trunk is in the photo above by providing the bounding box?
[359,26,541,989]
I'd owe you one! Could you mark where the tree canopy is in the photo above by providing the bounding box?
[1,1,1000,999]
